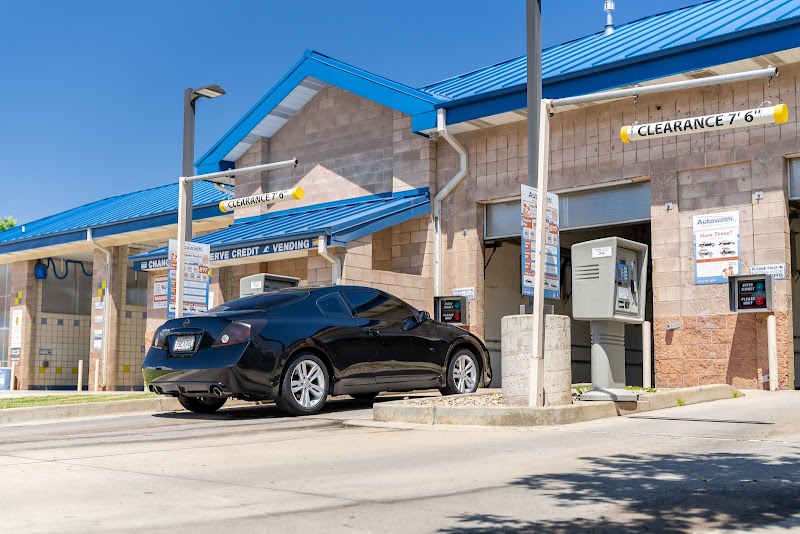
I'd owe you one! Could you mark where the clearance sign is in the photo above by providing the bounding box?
[620,104,788,143]
[219,186,304,212]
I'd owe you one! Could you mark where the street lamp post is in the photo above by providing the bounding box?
[181,84,226,242]
[176,84,225,319]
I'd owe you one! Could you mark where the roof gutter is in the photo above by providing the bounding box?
[86,228,109,389]
[434,108,468,296]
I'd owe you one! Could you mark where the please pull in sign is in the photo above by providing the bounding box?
[620,104,788,143]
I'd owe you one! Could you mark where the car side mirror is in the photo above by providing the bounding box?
[418,310,431,323]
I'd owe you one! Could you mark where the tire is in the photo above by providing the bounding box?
[349,392,380,401]
[275,353,330,416]
[178,394,227,414]
[440,349,480,396]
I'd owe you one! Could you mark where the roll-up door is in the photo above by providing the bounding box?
[484,181,651,240]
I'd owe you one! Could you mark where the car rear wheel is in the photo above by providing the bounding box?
[349,392,379,401]
[440,349,480,396]
[178,394,227,414]
[276,353,329,416]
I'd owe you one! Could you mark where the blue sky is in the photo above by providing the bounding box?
[0,0,700,224]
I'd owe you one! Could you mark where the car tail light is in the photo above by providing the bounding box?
[152,328,169,349]
[212,320,267,347]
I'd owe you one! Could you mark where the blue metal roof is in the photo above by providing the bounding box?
[418,0,800,127]
[131,188,431,269]
[0,182,230,255]
[195,50,443,174]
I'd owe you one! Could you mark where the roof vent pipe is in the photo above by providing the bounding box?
[604,0,615,35]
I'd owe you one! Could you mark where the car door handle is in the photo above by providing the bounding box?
[364,328,380,336]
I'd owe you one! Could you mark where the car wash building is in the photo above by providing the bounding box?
[4,0,800,391]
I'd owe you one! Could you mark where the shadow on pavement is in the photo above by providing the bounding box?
[150,393,434,421]
[439,451,800,533]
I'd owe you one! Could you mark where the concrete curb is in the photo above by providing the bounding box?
[373,385,741,427]
[0,397,183,425]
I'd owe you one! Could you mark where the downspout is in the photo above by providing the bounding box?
[318,235,342,285]
[434,108,468,296]
[87,228,110,388]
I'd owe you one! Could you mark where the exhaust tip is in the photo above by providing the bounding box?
[210,386,224,397]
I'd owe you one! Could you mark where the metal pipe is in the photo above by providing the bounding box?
[317,235,342,285]
[182,159,299,184]
[87,228,111,388]
[551,67,778,109]
[434,108,468,296]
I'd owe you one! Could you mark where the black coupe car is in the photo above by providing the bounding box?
[143,285,491,416]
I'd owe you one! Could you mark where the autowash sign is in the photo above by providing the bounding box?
[135,238,314,271]
[620,104,788,143]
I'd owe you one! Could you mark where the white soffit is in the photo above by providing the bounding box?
[222,76,327,162]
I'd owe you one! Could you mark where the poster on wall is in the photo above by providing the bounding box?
[521,184,560,299]
[166,239,210,318]
[153,274,168,309]
[10,309,22,350]
[693,210,740,285]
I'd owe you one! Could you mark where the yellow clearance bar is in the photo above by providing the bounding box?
[219,186,304,212]
[620,104,789,143]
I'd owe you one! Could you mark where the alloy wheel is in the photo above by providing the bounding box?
[453,353,477,393]
[290,360,326,408]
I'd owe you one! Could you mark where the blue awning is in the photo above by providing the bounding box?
[131,188,430,270]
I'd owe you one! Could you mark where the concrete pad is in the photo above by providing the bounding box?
[372,384,742,427]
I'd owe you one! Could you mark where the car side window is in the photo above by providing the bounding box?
[343,290,416,322]
[316,294,351,318]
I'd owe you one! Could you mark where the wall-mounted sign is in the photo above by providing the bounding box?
[93,329,103,351]
[434,296,468,325]
[521,184,560,300]
[749,264,786,280]
[135,238,315,271]
[621,104,788,143]
[693,211,740,285]
[218,187,304,212]
[729,275,773,313]
[10,309,22,350]
[452,287,476,301]
[153,274,168,309]
[167,239,210,318]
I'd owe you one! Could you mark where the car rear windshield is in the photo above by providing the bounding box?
[210,291,309,312]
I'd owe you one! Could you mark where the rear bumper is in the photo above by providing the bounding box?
[143,343,280,399]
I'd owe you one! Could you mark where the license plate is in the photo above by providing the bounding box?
[173,336,195,352]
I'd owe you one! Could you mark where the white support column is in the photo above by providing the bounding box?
[642,321,652,389]
[529,99,551,408]
[768,314,778,391]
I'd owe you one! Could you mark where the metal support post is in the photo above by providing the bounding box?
[642,321,652,389]
[768,314,778,391]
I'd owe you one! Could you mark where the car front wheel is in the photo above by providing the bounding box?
[178,394,227,414]
[441,349,480,395]
[276,353,329,416]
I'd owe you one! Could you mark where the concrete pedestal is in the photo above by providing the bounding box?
[501,314,571,406]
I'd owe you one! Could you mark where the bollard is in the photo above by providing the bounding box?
[94,360,100,392]
[643,321,652,389]
[768,315,778,391]
[77,360,84,392]
[9,361,15,391]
